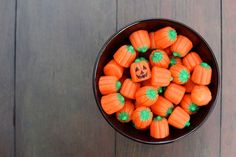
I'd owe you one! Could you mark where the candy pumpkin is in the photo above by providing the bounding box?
[154,27,177,49]
[135,86,158,107]
[113,45,136,68]
[142,79,152,86]
[149,49,170,68]
[99,76,121,95]
[180,94,199,115]
[164,83,186,105]
[130,60,151,82]
[132,106,153,130]
[129,30,150,53]
[116,100,134,123]
[101,93,125,115]
[170,64,190,84]
[168,106,190,129]
[164,47,173,56]
[151,67,172,87]
[184,79,196,93]
[120,78,140,99]
[169,57,182,67]
[104,60,124,79]
[191,85,212,106]
[151,96,174,117]
[171,35,193,57]
[191,62,212,85]
[135,100,145,109]
[182,52,202,72]
[150,116,169,139]
[149,32,157,49]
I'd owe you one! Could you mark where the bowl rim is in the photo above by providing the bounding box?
[92,18,220,145]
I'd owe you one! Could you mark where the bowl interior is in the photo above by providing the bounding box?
[93,19,219,144]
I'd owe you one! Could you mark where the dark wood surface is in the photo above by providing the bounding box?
[15,0,116,157]
[0,0,15,157]
[222,0,235,156]
[0,0,234,156]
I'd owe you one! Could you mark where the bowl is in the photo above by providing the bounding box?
[93,19,220,144]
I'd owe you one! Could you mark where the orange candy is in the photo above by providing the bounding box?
[149,32,157,49]
[191,62,212,85]
[182,52,202,72]
[168,106,190,129]
[150,116,169,139]
[169,56,182,67]
[113,45,137,68]
[180,94,199,115]
[99,76,121,95]
[132,106,153,130]
[170,64,190,84]
[101,93,125,115]
[116,100,135,123]
[149,49,170,68]
[171,35,193,57]
[130,60,151,82]
[104,60,124,79]
[164,83,186,105]
[151,96,174,117]
[154,27,177,49]
[99,27,214,136]
[151,67,172,87]
[120,79,140,99]
[135,100,145,109]
[184,79,196,93]
[191,85,212,106]
[135,86,158,107]
[130,30,150,53]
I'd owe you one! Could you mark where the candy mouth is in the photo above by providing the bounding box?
[136,73,147,79]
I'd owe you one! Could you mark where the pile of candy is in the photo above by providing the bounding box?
[98,27,212,139]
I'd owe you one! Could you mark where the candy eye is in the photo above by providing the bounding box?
[143,66,147,70]
[135,67,139,72]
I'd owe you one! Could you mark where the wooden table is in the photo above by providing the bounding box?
[0,0,234,156]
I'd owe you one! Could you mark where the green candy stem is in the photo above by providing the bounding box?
[135,57,148,63]
[189,103,199,112]
[170,58,176,66]
[200,62,211,68]
[166,107,173,116]
[118,112,129,121]
[138,46,148,53]
[117,93,125,105]
[146,88,157,100]
[173,52,181,57]
[152,51,163,63]
[154,116,163,121]
[140,109,151,121]
[116,81,121,90]
[168,29,177,40]
[157,87,163,94]
[185,121,190,127]
[127,45,135,54]
[179,69,190,83]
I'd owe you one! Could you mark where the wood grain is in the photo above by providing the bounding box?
[15,0,116,156]
[116,0,221,157]
[221,0,236,156]
[0,0,15,156]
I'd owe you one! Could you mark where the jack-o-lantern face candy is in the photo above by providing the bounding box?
[130,58,151,82]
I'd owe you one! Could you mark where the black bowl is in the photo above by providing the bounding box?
[93,19,220,144]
